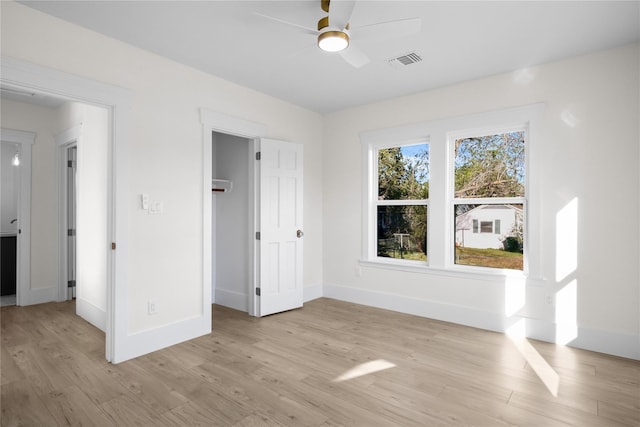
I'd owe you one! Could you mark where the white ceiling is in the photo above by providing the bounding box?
[16,1,640,113]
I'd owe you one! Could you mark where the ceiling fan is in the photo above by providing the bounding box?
[257,0,421,68]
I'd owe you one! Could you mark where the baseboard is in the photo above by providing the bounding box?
[76,297,106,332]
[524,317,640,360]
[214,283,323,311]
[21,286,57,306]
[112,314,210,364]
[303,282,323,302]
[323,282,639,360]
[323,282,505,332]
[215,288,248,312]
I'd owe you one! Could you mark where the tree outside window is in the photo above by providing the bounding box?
[376,143,429,262]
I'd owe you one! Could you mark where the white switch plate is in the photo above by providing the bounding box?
[149,200,163,215]
[141,193,149,210]
[148,300,157,315]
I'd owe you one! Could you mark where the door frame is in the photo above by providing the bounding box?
[200,108,267,317]
[1,56,132,362]
[0,130,35,307]
[55,126,81,302]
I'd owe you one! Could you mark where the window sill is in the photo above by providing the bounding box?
[358,258,528,282]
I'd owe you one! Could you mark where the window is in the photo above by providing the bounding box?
[453,131,526,270]
[480,221,493,233]
[361,104,541,276]
[472,219,502,234]
[375,143,429,262]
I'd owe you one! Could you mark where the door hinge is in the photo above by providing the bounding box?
[67,280,76,288]
[256,231,260,240]
[255,288,261,296]
[67,229,76,236]
[255,151,261,161]
[111,242,116,250]
[67,160,75,168]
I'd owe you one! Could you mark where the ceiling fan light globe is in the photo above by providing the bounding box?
[318,31,349,52]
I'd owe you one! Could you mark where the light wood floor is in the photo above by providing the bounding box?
[1,298,639,426]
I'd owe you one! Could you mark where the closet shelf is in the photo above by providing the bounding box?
[212,179,233,193]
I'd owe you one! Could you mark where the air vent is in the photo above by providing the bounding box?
[388,52,423,68]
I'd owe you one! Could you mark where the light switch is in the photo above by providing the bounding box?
[149,200,163,215]
[141,194,149,210]
[148,300,157,315]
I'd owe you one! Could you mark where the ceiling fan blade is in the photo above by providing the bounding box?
[339,45,370,68]
[254,12,318,36]
[329,0,356,30]
[351,18,422,41]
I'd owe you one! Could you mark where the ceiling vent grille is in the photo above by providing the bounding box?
[388,52,423,68]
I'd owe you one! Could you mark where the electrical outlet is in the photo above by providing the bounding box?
[545,295,554,307]
[148,300,157,315]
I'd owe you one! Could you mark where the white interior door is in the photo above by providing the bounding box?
[258,138,303,316]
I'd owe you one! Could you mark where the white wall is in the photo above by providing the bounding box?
[1,1,324,359]
[323,44,640,359]
[213,132,250,310]
[0,99,59,299]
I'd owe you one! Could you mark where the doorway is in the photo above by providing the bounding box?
[1,142,20,306]
[211,132,253,312]
[206,123,304,318]
[65,144,78,300]
[0,129,35,308]
[1,55,134,361]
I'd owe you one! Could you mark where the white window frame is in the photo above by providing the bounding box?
[360,104,544,280]
[368,140,430,266]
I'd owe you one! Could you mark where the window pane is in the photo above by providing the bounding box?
[378,143,429,200]
[454,131,525,198]
[377,205,427,261]
[454,204,523,270]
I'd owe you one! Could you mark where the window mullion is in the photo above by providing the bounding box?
[453,197,526,205]
[377,199,429,207]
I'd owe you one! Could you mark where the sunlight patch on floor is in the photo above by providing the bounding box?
[507,319,560,397]
[333,359,396,382]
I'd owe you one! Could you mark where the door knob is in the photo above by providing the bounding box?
[297,229,304,238]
